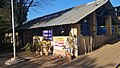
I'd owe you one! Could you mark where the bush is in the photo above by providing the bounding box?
[24,43,35,52]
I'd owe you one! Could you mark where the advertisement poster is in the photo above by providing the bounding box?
[53,36,68,50]
[42,30,52,40]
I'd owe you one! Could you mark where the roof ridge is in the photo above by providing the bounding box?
[20,0,109,29]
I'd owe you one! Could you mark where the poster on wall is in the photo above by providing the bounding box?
[42,30,52,40]
[53,36,68,50]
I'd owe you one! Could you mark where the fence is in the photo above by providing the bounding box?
[79,35,118,54]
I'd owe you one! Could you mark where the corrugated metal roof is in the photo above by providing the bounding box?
[21,0,108,29]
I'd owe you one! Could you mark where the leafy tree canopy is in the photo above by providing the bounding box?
[0,0,54,45]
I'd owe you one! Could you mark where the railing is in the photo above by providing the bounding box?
[80,36,93,54]
[79,35,118,54]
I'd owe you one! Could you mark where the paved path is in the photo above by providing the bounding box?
[58,38,120,68]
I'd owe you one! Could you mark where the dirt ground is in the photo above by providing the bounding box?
[57,38,120,68]
[1,38,120,68]
[0,52,67,68]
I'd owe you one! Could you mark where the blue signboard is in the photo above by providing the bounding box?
[42,30,52,40]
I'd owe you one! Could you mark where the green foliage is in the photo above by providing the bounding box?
[0,0,11,22]
[0,0,7,8]
[24,43,32,51]
[0,0,11,45]
[0,0,54,46]
[33,36,41,46]
[24,43,36,52]
[0,17,10,44]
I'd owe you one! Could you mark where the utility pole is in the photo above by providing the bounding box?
[11,0,16,59]
[5,0,24,65]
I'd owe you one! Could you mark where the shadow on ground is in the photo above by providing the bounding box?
[1,55,66,68]
[105,37,120,45]
[57,55,116,68]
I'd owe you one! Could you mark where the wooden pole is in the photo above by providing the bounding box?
[89,11,97,36]
[106,15,112,35]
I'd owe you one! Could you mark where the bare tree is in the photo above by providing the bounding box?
[15,0,54,46]
[0,0,54,46]
[16,0,54,26]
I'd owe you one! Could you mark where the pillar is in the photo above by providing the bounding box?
[106,15,112,35]
[76,24,81,56]
[89,11,97,36]
[71,24,82,57]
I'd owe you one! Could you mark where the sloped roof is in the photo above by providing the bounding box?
[104,1,120,25]
[21,0,114,29]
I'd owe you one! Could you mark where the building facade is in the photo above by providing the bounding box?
[19,0,120,57]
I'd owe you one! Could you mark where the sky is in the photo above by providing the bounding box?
[27,0,120,20]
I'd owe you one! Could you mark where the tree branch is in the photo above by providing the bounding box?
[26,0,34,10]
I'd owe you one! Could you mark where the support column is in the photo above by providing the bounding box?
[89,11,97,36]
[113,25,119,34]
[71,24,82,57]
[88,11,97,52]
[106,15,112,35]
[76,24,81,56]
